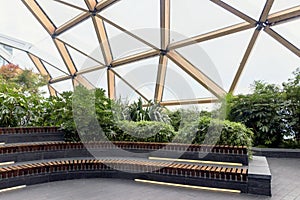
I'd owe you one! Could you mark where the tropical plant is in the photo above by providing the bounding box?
[176,116,253,149]
[72,85,114,142]
[113,98,170,123]
[107,120,176,143]
[0,91,28,127]
[225,81,287,147]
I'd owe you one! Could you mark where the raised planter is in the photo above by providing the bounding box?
[248,156,272,196]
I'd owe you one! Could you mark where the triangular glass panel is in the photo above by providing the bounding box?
[0,33,32,52]
[235,31,300,95]
[30,37,69,74]
[36,0,83,27]
[170,0,244,43]
[56,0,88,10]
[10,49,38,73]
[101,0,160,48]
[81,68,108,93]
[166,104,216,112]
[177,29,254,92]
[115,76,146,104]
[162,59,215,102]
[270,0,300,13]
[51,79,74,93]
[41,61,68,79]
[73,75,95,89]
[0,4,49,45]
[66,45,102,72]
[272,20,300,49]
[58,18,105,63]
[113,57,159,101]
[222,0,266,20]
[104,21,153,60]
[0,45,12,64]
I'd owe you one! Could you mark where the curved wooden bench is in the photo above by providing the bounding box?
[0,159,248,192]
[0,141,248,165]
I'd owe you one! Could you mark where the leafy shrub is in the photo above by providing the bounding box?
[107,120,176,143]
[167,108,212,132]
[0,64,48,127]
[0,64,47,95]
[0,91,28,127]
[222,68,300,147]
[175,116,253,149]
[71,86,114,142]
[225,82,289,147]
[113,98,170,123]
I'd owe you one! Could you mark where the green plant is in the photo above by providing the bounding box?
[225,81,287,147]
[283,68,300,141]
[0,91,27,127]
[0,64,48,127]
[72,85,114,142]
[176,116,253,149]
[0,64,48,95]
[167,108,212,132]
[107,120,176,143]
[113,98,170,123]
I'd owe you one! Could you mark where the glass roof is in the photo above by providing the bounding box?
[0,0,299,106]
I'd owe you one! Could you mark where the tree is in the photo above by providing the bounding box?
[283,68,300,141]
[0,63,48,127]
[226,81,287,147]
[0,63,22,80]
[0,63,48,95]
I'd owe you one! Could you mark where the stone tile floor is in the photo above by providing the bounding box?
[0,158,299,200]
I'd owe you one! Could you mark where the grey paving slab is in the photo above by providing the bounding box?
[0,157,299,200]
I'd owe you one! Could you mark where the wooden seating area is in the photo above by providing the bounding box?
[0,127,271,196]
[0,159,248,193]
[0,141,249,165]
[0,159,248,181]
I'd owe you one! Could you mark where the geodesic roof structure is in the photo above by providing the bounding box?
[0,0,299,106]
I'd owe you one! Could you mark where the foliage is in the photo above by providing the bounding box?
[225,81,287,147]
[0,63,22,80]
[46,92,77,141]
[0,63,298,150]
[0,64,48,127]
[224,68,300,147]
[0,91,28,127]
[0,64,48,95]
[71,86,114,142]
[107,120,176,143]
[167,108,211,132]
[113,98,170,123]
[282,68,300,140]
[167,109,181,132]
[175,116,253,149]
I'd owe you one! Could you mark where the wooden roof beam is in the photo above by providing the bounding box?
[22,0,56,35]
[167,51,226,98]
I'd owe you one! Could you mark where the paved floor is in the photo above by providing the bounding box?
[0,158,299,200]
